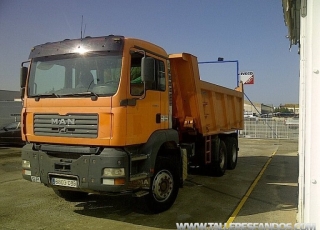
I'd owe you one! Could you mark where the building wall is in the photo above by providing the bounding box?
[0,101,22,127]
[0,90,20,101]
[244,100,261,115]
[0,90,22,126]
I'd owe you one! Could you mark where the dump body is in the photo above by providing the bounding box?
[170,53,244,137]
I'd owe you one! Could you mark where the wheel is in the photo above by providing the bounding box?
[53,189,88,201]
[212,140,227,177]
[226,137,238,170]
[145,157,179,213]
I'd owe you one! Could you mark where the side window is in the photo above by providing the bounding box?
[156,60,166,91]
[130,52,143,96]
[130,52,166,96]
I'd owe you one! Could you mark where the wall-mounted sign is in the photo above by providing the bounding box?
[240,71,254,84]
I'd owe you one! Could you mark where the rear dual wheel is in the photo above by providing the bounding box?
[212,140,227,177]
[226,137,238,170]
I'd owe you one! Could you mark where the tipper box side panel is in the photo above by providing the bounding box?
[200,81,244,135]
[170,53,244,136]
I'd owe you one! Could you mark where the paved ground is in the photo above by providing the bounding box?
[234,139,298,224]
[0,138,298,229]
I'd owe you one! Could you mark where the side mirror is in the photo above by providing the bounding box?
[20,66,28,88]
[141,57,155,83]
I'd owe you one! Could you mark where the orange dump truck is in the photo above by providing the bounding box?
[20,35,243,213]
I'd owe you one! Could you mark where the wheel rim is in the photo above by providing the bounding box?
[231,145,237,163]
[219,146,225,168]
[152,170,174,202]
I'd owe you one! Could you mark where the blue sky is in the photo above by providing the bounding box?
[0,0,299,106]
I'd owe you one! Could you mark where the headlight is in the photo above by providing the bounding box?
[22,160,30,168]
[103,168,125,177]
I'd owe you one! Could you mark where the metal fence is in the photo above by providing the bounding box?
[240,118,299,139]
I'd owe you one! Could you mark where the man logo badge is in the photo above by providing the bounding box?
[59,127,67,133]
[51,118,75,133]
[51,118,75,125]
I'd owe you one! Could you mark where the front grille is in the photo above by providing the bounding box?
[34,114,98,138]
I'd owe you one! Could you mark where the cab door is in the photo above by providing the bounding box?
[126,50,167,145]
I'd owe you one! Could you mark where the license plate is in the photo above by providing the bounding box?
[51,177,78,188]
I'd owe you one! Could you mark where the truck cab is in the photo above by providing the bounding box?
[21,35,180,213]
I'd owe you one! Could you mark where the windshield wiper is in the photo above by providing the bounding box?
[30,93,60,101]
[59,91,99,101]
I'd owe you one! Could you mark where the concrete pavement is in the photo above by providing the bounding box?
[0,139,299,229]
[233,139,298,224]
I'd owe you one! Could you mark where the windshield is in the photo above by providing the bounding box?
[28,52,122,98]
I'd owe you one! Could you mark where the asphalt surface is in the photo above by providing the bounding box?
[0,138,298,229]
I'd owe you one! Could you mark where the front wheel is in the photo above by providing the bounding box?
[145,157,179,213]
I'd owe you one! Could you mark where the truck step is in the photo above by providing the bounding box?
[130,173,148,181]
[133,190,149,197]
[131,154,148,161]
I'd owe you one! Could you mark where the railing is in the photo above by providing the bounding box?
[240,118,299,139]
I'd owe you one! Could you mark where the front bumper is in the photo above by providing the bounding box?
[21,144,132,194]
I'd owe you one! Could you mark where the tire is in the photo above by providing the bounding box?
[53,189,88,201]
[226,137,238,170]
[145,157,179,213]
[212,140,227,177]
